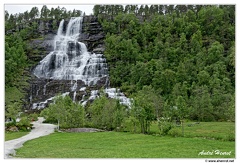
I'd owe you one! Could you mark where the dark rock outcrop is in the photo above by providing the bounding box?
[27,33,55,63]
[80,16,105,53]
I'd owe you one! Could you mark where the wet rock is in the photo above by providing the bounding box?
[27,33,55,62]
[92,47,105,54]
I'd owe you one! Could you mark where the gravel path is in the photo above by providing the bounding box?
[4,117,56,158]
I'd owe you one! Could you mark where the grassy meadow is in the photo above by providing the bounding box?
[15,122,235,158]
[149,121,235,141]
[5,132,29,141]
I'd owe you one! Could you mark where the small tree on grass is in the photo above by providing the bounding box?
[131,86,155,134]
[158,100,174,135]
[53,95,67,130]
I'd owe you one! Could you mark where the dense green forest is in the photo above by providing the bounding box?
[94,5,235,122]
[5,5,235,130]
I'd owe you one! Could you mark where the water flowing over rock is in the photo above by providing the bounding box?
[33,17,108,85]
[29,16,131,110]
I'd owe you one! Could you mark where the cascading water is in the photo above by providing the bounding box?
[32,17,131,109]
[33,17,108,86]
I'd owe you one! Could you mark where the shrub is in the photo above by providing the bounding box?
[28,113,38,121]
[18,117,30,126]
[88,96,126,131]
[5,121,16,128]
[168,127,182,137]
[161,123,173,135]
[17,117,32,131]
[122,116,140,133]
[40,95,85,129]
[158,118,173,135]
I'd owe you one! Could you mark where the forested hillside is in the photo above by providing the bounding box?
[5,5,235,124]
[94,5,235,122]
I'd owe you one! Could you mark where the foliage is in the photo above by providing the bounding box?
[168,127,182,137]
[131,86,160,134]
[5,114,33,132]
[40,95,85,129]
[5,102,21,122]
[87,96,126,131]
[17,117,32,131]
[97,5,235,122]
[157,117,173,135]
[123,116,140,133]
[5,87,24,107]
[28,113,38,121]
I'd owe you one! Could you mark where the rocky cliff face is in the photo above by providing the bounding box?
[25,16,108,111]
[80,16,105,53]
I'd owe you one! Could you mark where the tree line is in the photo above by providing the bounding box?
[5,5,83,34]
[94,5,235,122]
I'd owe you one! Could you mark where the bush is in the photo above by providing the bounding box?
[5,121,16,128]
[40,95,85,129]
[168,127,182,137]
[122,116,140,133]
[161,123,173,135]
[17,117,32,131]
[158,118,173,135]
[40,107,58,124]
[88,96,126,131]
[28,113,38,121]
[18,117,30,126]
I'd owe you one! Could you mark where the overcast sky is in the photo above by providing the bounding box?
[4,0,236,16]
[4,4,94,15]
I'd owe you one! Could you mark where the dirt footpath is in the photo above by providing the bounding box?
[4,117,56,158]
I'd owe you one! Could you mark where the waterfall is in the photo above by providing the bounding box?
[73,91,76,102]
[43,83,48,95]
[66,17,82,37]
[32,17,131,109]
[71,81,78,91]
[33,17,108,86]
[57,19,64,36]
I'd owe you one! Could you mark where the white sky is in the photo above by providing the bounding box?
[4,0,238,16]
[4,4,94,15]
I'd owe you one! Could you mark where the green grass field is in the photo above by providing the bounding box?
[15,131,235,158]
[150,121,235,140]
[5,132,29,141]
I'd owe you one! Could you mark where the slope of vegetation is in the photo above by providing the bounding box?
[94,5,235,123]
